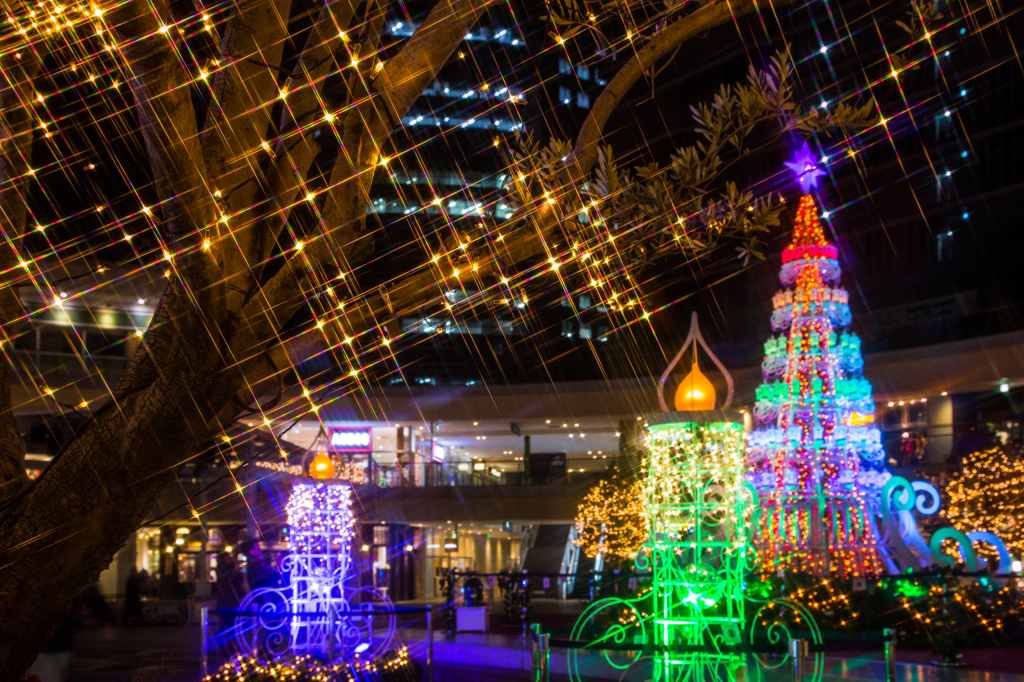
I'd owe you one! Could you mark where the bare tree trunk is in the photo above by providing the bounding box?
[0,44,42,501]
[0,320,230,679]
[0,364,25,499]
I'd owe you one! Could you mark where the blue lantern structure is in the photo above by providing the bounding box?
[233,480,396,661]
[284,483,354,656]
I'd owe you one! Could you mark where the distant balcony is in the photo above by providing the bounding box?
[347,476,598,524]
[255,459,604,489]
[13,350,127,386]
[365,461,602,488]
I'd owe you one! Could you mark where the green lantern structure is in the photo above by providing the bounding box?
[642,410,753,681]
[569,314,822,682]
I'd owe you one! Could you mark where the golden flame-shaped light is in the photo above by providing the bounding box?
[658,313,733,412]
[674,361,716,411]
[309,452,335,479]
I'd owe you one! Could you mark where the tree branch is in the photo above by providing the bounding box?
[254,0,361,271]
[230,0,489,353]
[211,333,325,426]
[566,0,797,183]
[367,0,488,143]
[200,0,292,310]
[0,46,42,492]
[112,0,223,320]
[344,0,797,332]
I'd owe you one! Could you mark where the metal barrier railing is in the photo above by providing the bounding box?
[444,568,654,636]
[535,628,899,682]
[200,605,434,682]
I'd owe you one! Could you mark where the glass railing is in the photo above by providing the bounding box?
[355,461,604,488]
[13,350,128,384]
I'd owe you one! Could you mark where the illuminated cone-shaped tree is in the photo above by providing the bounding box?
[747,144,890,576]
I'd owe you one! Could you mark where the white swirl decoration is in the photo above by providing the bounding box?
[234,587,293,659]
[341,587,398,658]
[881,476,1014,574]
[910,481,941,515]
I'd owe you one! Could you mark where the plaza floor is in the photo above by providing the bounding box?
[64,621,1024,682]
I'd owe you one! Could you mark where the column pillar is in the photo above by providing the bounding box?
[196,536,211,599]
[397,425,414,485]
[926,395,954,463]
[523,435,531,484]
[618,419,643,462]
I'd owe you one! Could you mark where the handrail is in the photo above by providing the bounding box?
[545,635,891,654]
[538,628,898,682]
[208,606,430,616]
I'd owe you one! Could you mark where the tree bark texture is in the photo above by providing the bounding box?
[0,45,41,497]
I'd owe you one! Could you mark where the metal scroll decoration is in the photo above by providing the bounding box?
[234,587,293,659]
[642,415,754,682]
[567,596,649,681]
[745,597,824,682]
[878,476,1013,574]
[230,482,396,661]
[566,320,834,682]
[341,586,399,658]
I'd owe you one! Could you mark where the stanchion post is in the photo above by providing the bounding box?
[327,606,336,663]
[200,606,209,679]
[884,628,897,682]
[789,638,807,682]
[541,632,550,682]
[530,623,542,681]
[426,608,434,682]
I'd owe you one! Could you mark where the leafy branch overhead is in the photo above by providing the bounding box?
[546,0,714,57]
[891,0,945,73]
[504,51,875,283]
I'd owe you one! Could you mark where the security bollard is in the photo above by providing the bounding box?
[884,628,897,682]
[327,606,336,662]
[200,606,209,678]
[540,632,550,682]
[530,623,543,681]
[789,638,808,682]
[427,609,434,682]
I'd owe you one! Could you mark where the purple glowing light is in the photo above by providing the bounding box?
[784,141,827,193]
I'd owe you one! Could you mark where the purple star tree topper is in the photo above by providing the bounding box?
[784,141,827,193]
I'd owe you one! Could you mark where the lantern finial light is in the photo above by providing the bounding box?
[674,361,716,411]
[658,312,733,412]
[309,452,335,479]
